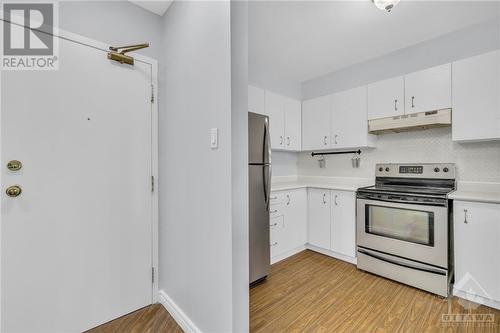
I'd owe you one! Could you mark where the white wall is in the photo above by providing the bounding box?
[230,1,249,332]
[298,128,500,183]
[159,1,245,332]
[59,1,162,60]
[302,19,500,100]
[272,151,299,177]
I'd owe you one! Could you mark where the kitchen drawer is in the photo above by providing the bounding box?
[270,192,285,205]
[269,203,285,218]
[270,216,284,257]
[270,215,284,230]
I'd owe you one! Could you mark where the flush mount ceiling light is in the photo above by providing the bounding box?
[372,0,400,12]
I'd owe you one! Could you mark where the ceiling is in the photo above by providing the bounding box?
[129,0,173,16]
[249,1,500,86]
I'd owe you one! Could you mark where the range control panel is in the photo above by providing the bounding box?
[375,163,456,179]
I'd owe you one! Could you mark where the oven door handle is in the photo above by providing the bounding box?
[358,248,446,276]
[356,193,447,207]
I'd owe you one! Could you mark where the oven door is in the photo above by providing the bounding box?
[356,198,448,268]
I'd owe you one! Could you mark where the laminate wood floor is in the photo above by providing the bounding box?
[250,250,500,333]
[85,249,499,333]
[86,303,183,333]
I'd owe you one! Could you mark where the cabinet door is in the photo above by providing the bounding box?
[454,201,500,302]
[307,189,331,249]
[248,85,266,115]
[282,189,307,252]
[330,191,356,258]
[331,86,373,149]
[367,76,404,119]
[405,63,451,114]
[284,97,302,151]
[452,50,500,142]
[302,95,331,151]
[265,91,285,150]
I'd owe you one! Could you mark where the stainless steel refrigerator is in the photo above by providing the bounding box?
[248,112,271,285]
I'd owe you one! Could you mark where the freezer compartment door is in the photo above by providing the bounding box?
[249,164,270,284]
[248,112,271,164]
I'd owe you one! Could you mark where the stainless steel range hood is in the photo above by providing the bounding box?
[368,109,452,134]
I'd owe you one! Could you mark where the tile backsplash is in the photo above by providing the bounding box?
[284,128,500,182]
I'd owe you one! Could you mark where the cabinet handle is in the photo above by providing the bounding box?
[334,194,338,206]
[286,194,290,205]
[270,222,278,227]
[394,99,398,111]
[334,134,338,145]
[286,136,290,146]
[322,193,327,204]
[280,136,283,145]
[464,209,468,224]
[270,209,278,214]
[324,136,328,145]
[270,242,278,246]
[411,96,415,108]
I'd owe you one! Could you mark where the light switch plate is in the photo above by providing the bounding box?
[210,128,218,149]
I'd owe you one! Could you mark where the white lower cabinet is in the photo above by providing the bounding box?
[269,189,307,262]
[307,189,331,249]
[330,190,356,258]
[307,188,357,260]
[270,187,357,264]
[454,200,500,309]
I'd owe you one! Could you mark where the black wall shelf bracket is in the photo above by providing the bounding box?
[311,149,361,157]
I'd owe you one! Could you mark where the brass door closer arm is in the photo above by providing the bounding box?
[107,43,149,65]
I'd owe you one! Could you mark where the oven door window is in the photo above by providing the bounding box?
[365,205,434,246]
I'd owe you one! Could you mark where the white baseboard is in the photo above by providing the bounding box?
[453,288,500,311]
[306,244,357,265]
[158,290,201,333]
[271,244,307,264]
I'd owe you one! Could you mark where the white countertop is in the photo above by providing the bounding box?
[273,177,500,204]
[271,176,373,192]
[449,182,500,204]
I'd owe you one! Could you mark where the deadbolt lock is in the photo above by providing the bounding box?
[6,185,22,198]
[7,160,22,171]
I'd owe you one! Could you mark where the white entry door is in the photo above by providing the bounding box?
[1,33,154,332]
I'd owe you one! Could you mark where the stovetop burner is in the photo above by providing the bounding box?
[358,163,456,198]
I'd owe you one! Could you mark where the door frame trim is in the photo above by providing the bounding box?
[0,22,160,304]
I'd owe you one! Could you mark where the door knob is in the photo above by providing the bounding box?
[7,160,22,171]
[6,185,22,197]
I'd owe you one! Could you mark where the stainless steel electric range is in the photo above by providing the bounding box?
[356,163,456,297]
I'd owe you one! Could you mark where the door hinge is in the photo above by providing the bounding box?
[151,84,155,103]
[152,267,155,283]
[151,175,154,192]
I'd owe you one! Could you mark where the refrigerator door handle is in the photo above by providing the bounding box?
[264,117,272,165]
[267,164,272,210]
[263,117,272,210]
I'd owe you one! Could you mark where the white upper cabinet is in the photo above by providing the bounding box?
[367,76,405,120]
[302,95,331,150]
[248,85,265,115]
[264,90,302,151]
[265,91,286,149]
[283,97,302,151]
[404,63,452,114]
[331,86,376,149]
[452,50,500,142]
